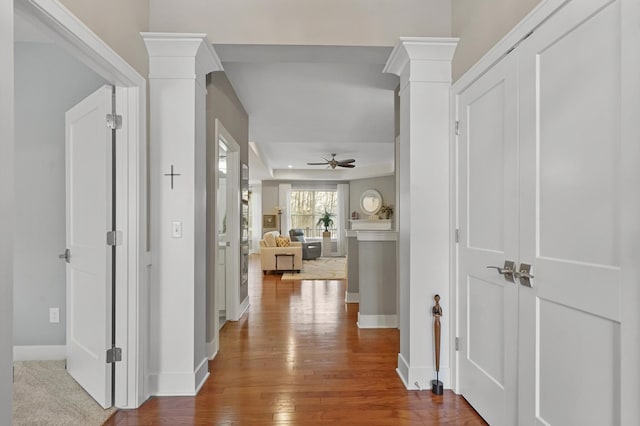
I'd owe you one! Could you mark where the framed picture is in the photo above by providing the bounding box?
[263,214,276,228]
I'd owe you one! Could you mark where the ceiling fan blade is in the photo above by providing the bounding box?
[307,162,328,165]
[337,159,355,164]
[338,164,356,168]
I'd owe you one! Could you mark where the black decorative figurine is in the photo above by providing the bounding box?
[432,294,444,395]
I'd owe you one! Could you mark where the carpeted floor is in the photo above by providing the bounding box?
[281,256,347,280]
[13,360,116,426]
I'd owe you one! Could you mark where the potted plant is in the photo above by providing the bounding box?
[317,209,334,237]
[379,204,393,219]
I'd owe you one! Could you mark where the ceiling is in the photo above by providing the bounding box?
[214,44,398,183]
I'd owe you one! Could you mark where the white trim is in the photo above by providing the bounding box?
[149,360,210,397]
[396,353,451,391]
[356,231,398,241]
[237,298,250,319]
[345,291,359,303]
[215,119,243,324]
[15,0,147,410]
[15,0,143,87]
[452,0,568,91]
[357,313,397,328]
[396,353,410,387]
[194,357,210,394]
[13,345,66,361]
[207,338,219,360]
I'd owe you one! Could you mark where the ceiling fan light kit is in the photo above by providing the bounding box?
[307,153,356,169]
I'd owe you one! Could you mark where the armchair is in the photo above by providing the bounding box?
[289,229,322,260]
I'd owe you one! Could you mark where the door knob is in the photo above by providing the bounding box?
[515,263,534,287]
[486,260,515,282]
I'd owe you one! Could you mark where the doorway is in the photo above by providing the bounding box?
[12,0,146,410]
[208,119,244,358]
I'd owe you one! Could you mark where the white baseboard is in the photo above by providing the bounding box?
[194,357,210,394]
[396,353,450,391]
[357,313,397,328]
[13,345,66,361]
[345,291,359,303]
[207,337,219,360]
[238,298,250,318]
[149,357,210,396]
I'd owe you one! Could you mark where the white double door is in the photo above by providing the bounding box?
[458,0,623,424]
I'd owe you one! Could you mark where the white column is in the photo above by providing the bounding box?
[143,33,222,396]
[384,37,458,390]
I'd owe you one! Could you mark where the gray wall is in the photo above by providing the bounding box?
[13,42,106,346]
[358,240,397,315]
[349,175,395,219]
[262,176,396,234]
[452,0,541,81]
[205,72,249,344]
[1,1,14,420]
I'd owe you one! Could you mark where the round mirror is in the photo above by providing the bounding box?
[360,189,382,216]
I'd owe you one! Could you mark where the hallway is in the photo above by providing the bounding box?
[107,256,486,425]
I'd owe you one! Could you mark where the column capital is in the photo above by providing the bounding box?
[384,37,458,85]
[142,32,223,80]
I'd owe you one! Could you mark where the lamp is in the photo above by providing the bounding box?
[275,207,283,234]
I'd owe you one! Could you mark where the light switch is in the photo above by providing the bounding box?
[49,307,60,323]
[172,221,182,238]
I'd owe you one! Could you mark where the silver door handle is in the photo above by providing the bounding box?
[515,263,534,287]
[486,260,515,282]
[58,248,70,263]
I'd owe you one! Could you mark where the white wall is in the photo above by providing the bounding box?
[149,0,451,47]
[13,42,105,346]
[0,1,15,421]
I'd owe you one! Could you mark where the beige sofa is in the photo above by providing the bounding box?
[259,232,303,274]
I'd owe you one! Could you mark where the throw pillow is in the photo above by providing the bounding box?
[263,232,277,247]
[275,236,291,247]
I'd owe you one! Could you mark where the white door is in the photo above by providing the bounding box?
[65,85,114,409]
[517,1,622,424]
[457,52,519,426]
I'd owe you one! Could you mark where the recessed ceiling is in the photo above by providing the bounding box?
[215,44,398,182]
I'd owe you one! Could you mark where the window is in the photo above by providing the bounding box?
[290,187,337,239]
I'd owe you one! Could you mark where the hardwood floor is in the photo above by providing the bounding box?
[106,255,486,425]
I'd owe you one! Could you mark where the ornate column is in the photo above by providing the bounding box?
[384,37,458,390]
[143,33,222,395]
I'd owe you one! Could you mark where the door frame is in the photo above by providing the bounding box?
[14,0,147,409]
[213,120,241,336]
[450,0,640,422]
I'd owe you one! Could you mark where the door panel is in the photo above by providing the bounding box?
[458,52,519,426]
[65,85,113,408]
[518,0,621,424]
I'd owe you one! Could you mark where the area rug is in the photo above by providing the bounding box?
[13,360,117,426]
[282,256,347,280]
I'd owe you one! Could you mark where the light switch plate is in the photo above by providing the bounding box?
[49,307,60,323]
[172,221,182,238]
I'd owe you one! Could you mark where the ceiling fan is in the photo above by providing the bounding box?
[307,153,356,169]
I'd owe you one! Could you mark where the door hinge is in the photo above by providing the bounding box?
[455,229,460,243]
[106,114,122,130]
[455,120,460,136]
[455,337,460,351]
[106,230,122,246]
[106,347,122,363]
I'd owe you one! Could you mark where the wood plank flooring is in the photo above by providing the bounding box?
[106,255,486,425]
